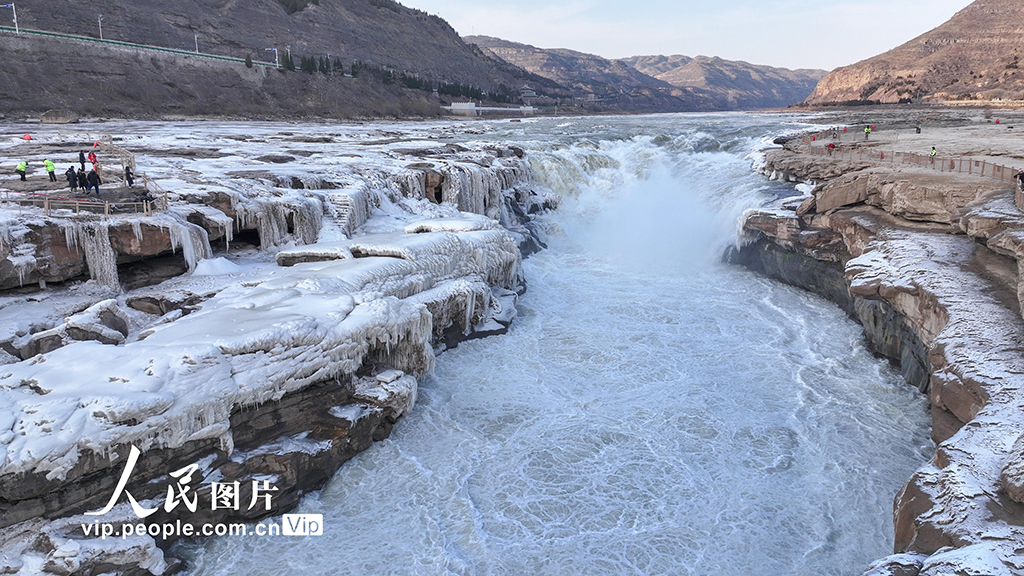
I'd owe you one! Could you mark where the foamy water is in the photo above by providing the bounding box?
[177,114,932,576]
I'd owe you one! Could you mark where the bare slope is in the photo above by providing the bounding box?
[466,36,719,113]
[807,0,1024,104]
[624,55,827,110]
[469,36,826,111]
[0,0,566,117]
[13,0,514,88]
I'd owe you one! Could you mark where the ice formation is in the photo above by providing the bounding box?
[0,218,37,286]
[0,221,524,481]
[61,221,120,288]
[0,121,545,576]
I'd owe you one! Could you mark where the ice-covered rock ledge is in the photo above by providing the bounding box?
[733,147,1024,575]
[0,128,549,575]
[0,221,525,575]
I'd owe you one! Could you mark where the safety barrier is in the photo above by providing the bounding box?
[0,25,275,67]
[802,144,1021,182]
[1,190,156,217]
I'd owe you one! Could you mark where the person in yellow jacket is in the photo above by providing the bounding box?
[930,147,937,165]
[15,161,27,181]
[43,159,57,182]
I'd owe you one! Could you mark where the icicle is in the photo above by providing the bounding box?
[463,290,476,335]
[62,221,119,289]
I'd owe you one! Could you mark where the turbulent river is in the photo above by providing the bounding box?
[179,114,933,575]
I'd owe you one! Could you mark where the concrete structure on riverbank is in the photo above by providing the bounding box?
[443,102,536,117]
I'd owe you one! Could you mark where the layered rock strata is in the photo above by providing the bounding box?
[735,143,1024,574]
[0,222,525,575]
[0,142,545,575]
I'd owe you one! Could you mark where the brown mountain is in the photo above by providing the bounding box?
[468,36,826,111]
[466,36,720,113]
[0,0,567,118]
[11,0,545,90]
[807,0,1024,104]
[623,55,827,110]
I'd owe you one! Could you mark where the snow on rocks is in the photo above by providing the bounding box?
[0,206,526,532]
[404,215,500,234]
[0,122,543,576]
[350,370,418,419]
[0,508,170,576]
[16,299,132,358]
[64,298,130,345]
[742,198,1024,574]
[190,257,241,277]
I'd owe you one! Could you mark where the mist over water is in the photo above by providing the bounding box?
[178,114,932,576]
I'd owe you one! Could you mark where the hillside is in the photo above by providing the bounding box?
[807,0,1024,104]
[468,36,826,111]
[466,36,720,113]
[0,0,566,118]
[623,55,827,110]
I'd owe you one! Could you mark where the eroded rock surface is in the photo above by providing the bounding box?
[738,146,1024,575]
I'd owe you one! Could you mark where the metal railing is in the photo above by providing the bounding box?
[801,144,1021,181]
[0,24,275,67]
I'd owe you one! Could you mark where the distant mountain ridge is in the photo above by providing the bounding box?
[467,36,827,111]
[1,0,827,118]
[623,55,827,110]
[465,36,719,113]
[807,0,1024,104]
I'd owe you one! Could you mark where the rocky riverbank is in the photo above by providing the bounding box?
[0,123,551,575]
[733,118,1024,575]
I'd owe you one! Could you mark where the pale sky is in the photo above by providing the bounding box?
[401,0,973,71]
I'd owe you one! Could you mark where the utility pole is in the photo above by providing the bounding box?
[285,44,291,62]
[194,33,199,53]
[2,3,17,34]
[97,14,104,40]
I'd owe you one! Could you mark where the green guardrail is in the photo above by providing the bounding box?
[0,25,278,68]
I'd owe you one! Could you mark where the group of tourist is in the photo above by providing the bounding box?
[65,164,103,195]
[11,148,136,196]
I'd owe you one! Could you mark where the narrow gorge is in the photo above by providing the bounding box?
[735,118,1024,575]
[1,114,1009,576]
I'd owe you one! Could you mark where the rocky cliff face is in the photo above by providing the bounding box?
[623,54,827,110]
[734,133,1024,575]
[806,0,1024,104]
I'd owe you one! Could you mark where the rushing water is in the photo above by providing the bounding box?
[179,114,933,576]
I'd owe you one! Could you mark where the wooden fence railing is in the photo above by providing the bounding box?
[1,190,155,217]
